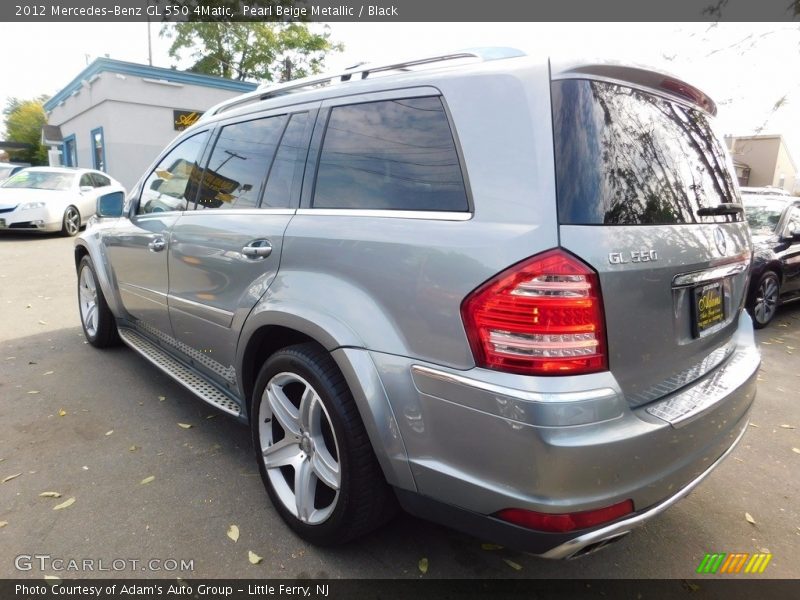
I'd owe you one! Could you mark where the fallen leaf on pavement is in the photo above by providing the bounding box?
[780,424,795,429]
[43,371,54,376]
[38,320,47,325]
[140,476,155,485]
[418,558,428,574]
[748,423,759,428]
[248,551,263,565]
[792,448,800,455]
[481,543,503,551]
[58,409,66,417]
[129,446,138,452]
[158,396,166,401]
[105,430,114,436]
[745,512,756,525]
[28,390,40,395]
[206,414,217,420]
[178,423,193,429]
[53,498,75,511]
[0,521,7,528]
[227,525,240,542]
[39,492,62,498]
[503,558,523,571]
[2,473,22,483]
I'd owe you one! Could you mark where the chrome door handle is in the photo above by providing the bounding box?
[148,238,166,252]
[242,240,273,259]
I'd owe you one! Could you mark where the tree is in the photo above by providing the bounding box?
[3,96,49,165]
[161,22,343,83]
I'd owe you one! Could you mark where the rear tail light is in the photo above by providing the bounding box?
[495,499,634,533]
[461,248,607,376]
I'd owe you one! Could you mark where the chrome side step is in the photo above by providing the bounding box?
[118,328,241,417]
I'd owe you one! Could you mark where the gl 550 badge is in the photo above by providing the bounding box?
[608,250,659,264]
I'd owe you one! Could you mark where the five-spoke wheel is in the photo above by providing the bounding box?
[750,271,780,329]
[62,206,80,237]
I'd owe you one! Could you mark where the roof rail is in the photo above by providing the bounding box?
[199,47,526,122]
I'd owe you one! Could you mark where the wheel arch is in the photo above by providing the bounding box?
[74,239,122,316]
[237,312,415,491]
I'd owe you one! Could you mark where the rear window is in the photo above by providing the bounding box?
[552,79,740,225]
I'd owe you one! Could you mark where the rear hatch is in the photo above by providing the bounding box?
[550,63,751,407]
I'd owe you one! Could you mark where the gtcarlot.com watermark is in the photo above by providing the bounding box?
[15,554,194,573]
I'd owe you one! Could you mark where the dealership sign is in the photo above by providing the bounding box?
[173,110,203,131]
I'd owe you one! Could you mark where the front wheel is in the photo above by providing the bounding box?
[78,256,120,347]
[252,343,395,545]
[750,271,780,329]
[61,205,81,236]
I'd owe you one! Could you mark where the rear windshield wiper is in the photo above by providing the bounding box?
[696,203,744,217]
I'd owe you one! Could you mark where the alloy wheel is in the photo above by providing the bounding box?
[64,207,80,235]
[258,372,341,525]
[754,275,779,326]
[79,265,99,337]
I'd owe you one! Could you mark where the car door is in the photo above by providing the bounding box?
[103,130,211,339]
[167,106,316,388]
[778,204,800,295]
[77,172,101,220]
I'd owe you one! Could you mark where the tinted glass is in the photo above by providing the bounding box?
[79,174,94,188]
[262,112,308,208]
[313,97,468,211]
[198,115,287,210]
[552,80,740,225]
[91,173,111,187]
[139,132,209,215]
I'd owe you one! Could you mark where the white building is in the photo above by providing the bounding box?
[43,58,256,191]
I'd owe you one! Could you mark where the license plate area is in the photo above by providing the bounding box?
[692,280,725,337]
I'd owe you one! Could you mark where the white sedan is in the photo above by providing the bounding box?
[0,167,124,236]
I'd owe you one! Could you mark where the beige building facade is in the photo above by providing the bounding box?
[725,134,798,195]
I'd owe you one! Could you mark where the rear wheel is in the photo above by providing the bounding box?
[750,271,780,329]
[252,343,394,545]
[62,206,80,236]
[78,256,120,347]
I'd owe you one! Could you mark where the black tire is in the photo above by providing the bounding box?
[62,205,81,237]
[77,256,120,347]
[748,271,780,329]
[251,343,395,545]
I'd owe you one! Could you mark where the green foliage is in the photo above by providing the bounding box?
[161,22,343,83]
[3,96,49,165]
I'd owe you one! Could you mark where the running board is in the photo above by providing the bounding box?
[118,328,242,417]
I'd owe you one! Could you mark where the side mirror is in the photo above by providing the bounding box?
[80,185,93,193]
[785,222,800,242]
[97,191,125,218]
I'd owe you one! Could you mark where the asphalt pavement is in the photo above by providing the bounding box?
[0,232,798,579]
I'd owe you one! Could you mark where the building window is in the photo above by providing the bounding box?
[91,127,106,171]
[63,134,77,167]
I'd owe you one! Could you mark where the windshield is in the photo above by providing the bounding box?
[742,195,786,235]
[2,170,75,191]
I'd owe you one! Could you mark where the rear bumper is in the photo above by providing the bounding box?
[366,310,759,553]
[397,418,749,558]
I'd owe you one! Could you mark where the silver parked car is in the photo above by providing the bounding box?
[0,167,123,236]
[75,49,759,558]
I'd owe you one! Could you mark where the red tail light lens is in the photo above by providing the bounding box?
[461,249,607,376]
[495,500,634,533]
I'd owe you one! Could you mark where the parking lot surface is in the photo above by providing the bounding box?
[1,232,798,579]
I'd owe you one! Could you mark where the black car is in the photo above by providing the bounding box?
[742,193,800,327]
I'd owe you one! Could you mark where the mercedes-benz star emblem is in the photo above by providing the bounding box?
[714,228,727,256]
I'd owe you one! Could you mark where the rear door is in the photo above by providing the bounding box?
[167,105,316,387]
[550,72,751,407]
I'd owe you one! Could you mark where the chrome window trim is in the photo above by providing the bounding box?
[296,208,472,221]
[183,208,296,216]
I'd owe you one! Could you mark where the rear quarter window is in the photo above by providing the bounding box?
[552,79,740,225]
[313,96,468,212]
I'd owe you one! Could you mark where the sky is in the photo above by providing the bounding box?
[1,22,798,166]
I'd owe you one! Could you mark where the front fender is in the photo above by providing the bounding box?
[74,229,122,317]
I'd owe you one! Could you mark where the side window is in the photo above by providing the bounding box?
[197,115,287,210]
[263,112,308,208]
[139,132,209,215]
[79,174,94,189]
[90,173,111,188]
[787,207,800,237]
[313,96,468,212]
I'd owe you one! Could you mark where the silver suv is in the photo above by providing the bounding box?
[75,49,759,558]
